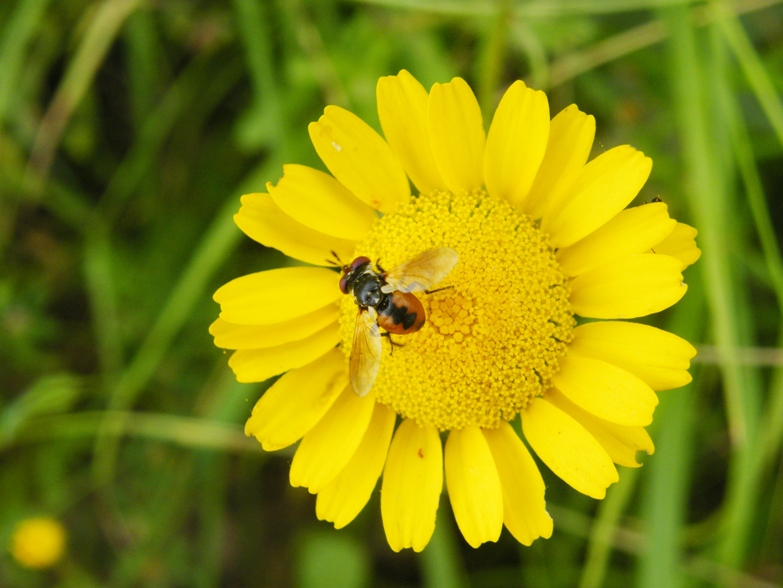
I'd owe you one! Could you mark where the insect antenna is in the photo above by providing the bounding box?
[326,250,343,267]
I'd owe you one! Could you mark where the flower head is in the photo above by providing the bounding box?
[212,71,700,551]
[10,517,66,569]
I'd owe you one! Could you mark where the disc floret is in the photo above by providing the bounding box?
[339,189,575,430]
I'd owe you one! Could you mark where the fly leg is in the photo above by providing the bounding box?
[382,331,404,355]
[425,285,454,295]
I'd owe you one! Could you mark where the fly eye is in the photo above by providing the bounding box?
[339,274,349,294]
[351,256,371,271]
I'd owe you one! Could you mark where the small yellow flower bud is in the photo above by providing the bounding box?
[10,517,66,569]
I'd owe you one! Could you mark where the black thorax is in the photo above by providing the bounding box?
[352,272,386,308]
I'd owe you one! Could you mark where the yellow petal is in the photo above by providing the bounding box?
[214,267,341,325]
[381,419,443,552]
[235,193,355,266]
[267,164,377,241]
[484,81,550,207]
[377,70,447,194]
[290,388,376,493]
[552,354,658,426]
[444,426,503,548]
[556,202,676,277]
[244,348,347,451]
[228,322,340,383]
[316,403,396,529]
[570,254,687,319]
[569,321,696,390]
[427,77,486,193]
[483,422,553,546]
[209,305,339,350]
[651,222,701,269]
[542,146,653,248]
[522,396,618,499]
[546,388,654,468]
[522,104,595,219]
[309,105,409,213]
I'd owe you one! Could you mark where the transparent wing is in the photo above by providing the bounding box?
[349,308,382,397]
[381,247,459,293]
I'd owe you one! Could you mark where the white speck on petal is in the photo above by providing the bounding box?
[332,141,342,152]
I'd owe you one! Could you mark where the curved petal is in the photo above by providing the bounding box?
[569,321,696,391]
[445,426,503,548]
[523,104,595,219]
[381,419,443,552]
[209,305,339,350]
[556,202,676,277]
[316,403,396,529]
[484,81,549,207]
[309,105,409,213]
[427,78,486,193]
[228,322,340,383]
[570,254,687,319]
[542,146,652,248]
[483,422,553,545]
[521,396,618,499]
[290,387,376,493]
[651,222,701,269]
[377,70,447,194]
[546,388,654,468]
[235,193,355,266]
[552,354,658,426]
[267,164,377,241]
[244,348,347,451]
[214,267,341,325]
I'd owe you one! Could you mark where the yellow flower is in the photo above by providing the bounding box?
[212,71,700,551]
[10,517,66,569]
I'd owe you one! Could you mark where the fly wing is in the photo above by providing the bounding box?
[381,247,459,293]
[350,308,382,397]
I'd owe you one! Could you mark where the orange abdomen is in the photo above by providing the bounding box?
[377,291,426,334]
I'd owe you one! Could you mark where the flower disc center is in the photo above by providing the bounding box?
[339,190,574,430]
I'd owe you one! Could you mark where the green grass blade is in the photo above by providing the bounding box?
[476,1,511,119]
[721,67,783,314]
[27,0,142,179]
[662,4,761,570]
[548,0,783,88]
[0,0,52,126]
[11,410,262,453]
[579,467,640,588]
[660,3,750,459]
[352,0,702,17]
[83,223,123,387]
[712,16,783,569]
[231,0,283,150]
[123,7,160,129]
[420,505,469,588]
[638,388,697,588]
[97,53,245,224]
[90,157,283,486]
[711,0,783,149]
[638,276,705,588]
[719,32,783,479]
[0,373,81,447]
[297,532,370,588]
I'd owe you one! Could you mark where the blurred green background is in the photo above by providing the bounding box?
[1,0,783,586]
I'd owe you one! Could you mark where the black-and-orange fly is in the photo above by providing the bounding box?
[334,248,459,397]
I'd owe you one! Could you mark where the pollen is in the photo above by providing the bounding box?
[339,190,574,431]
